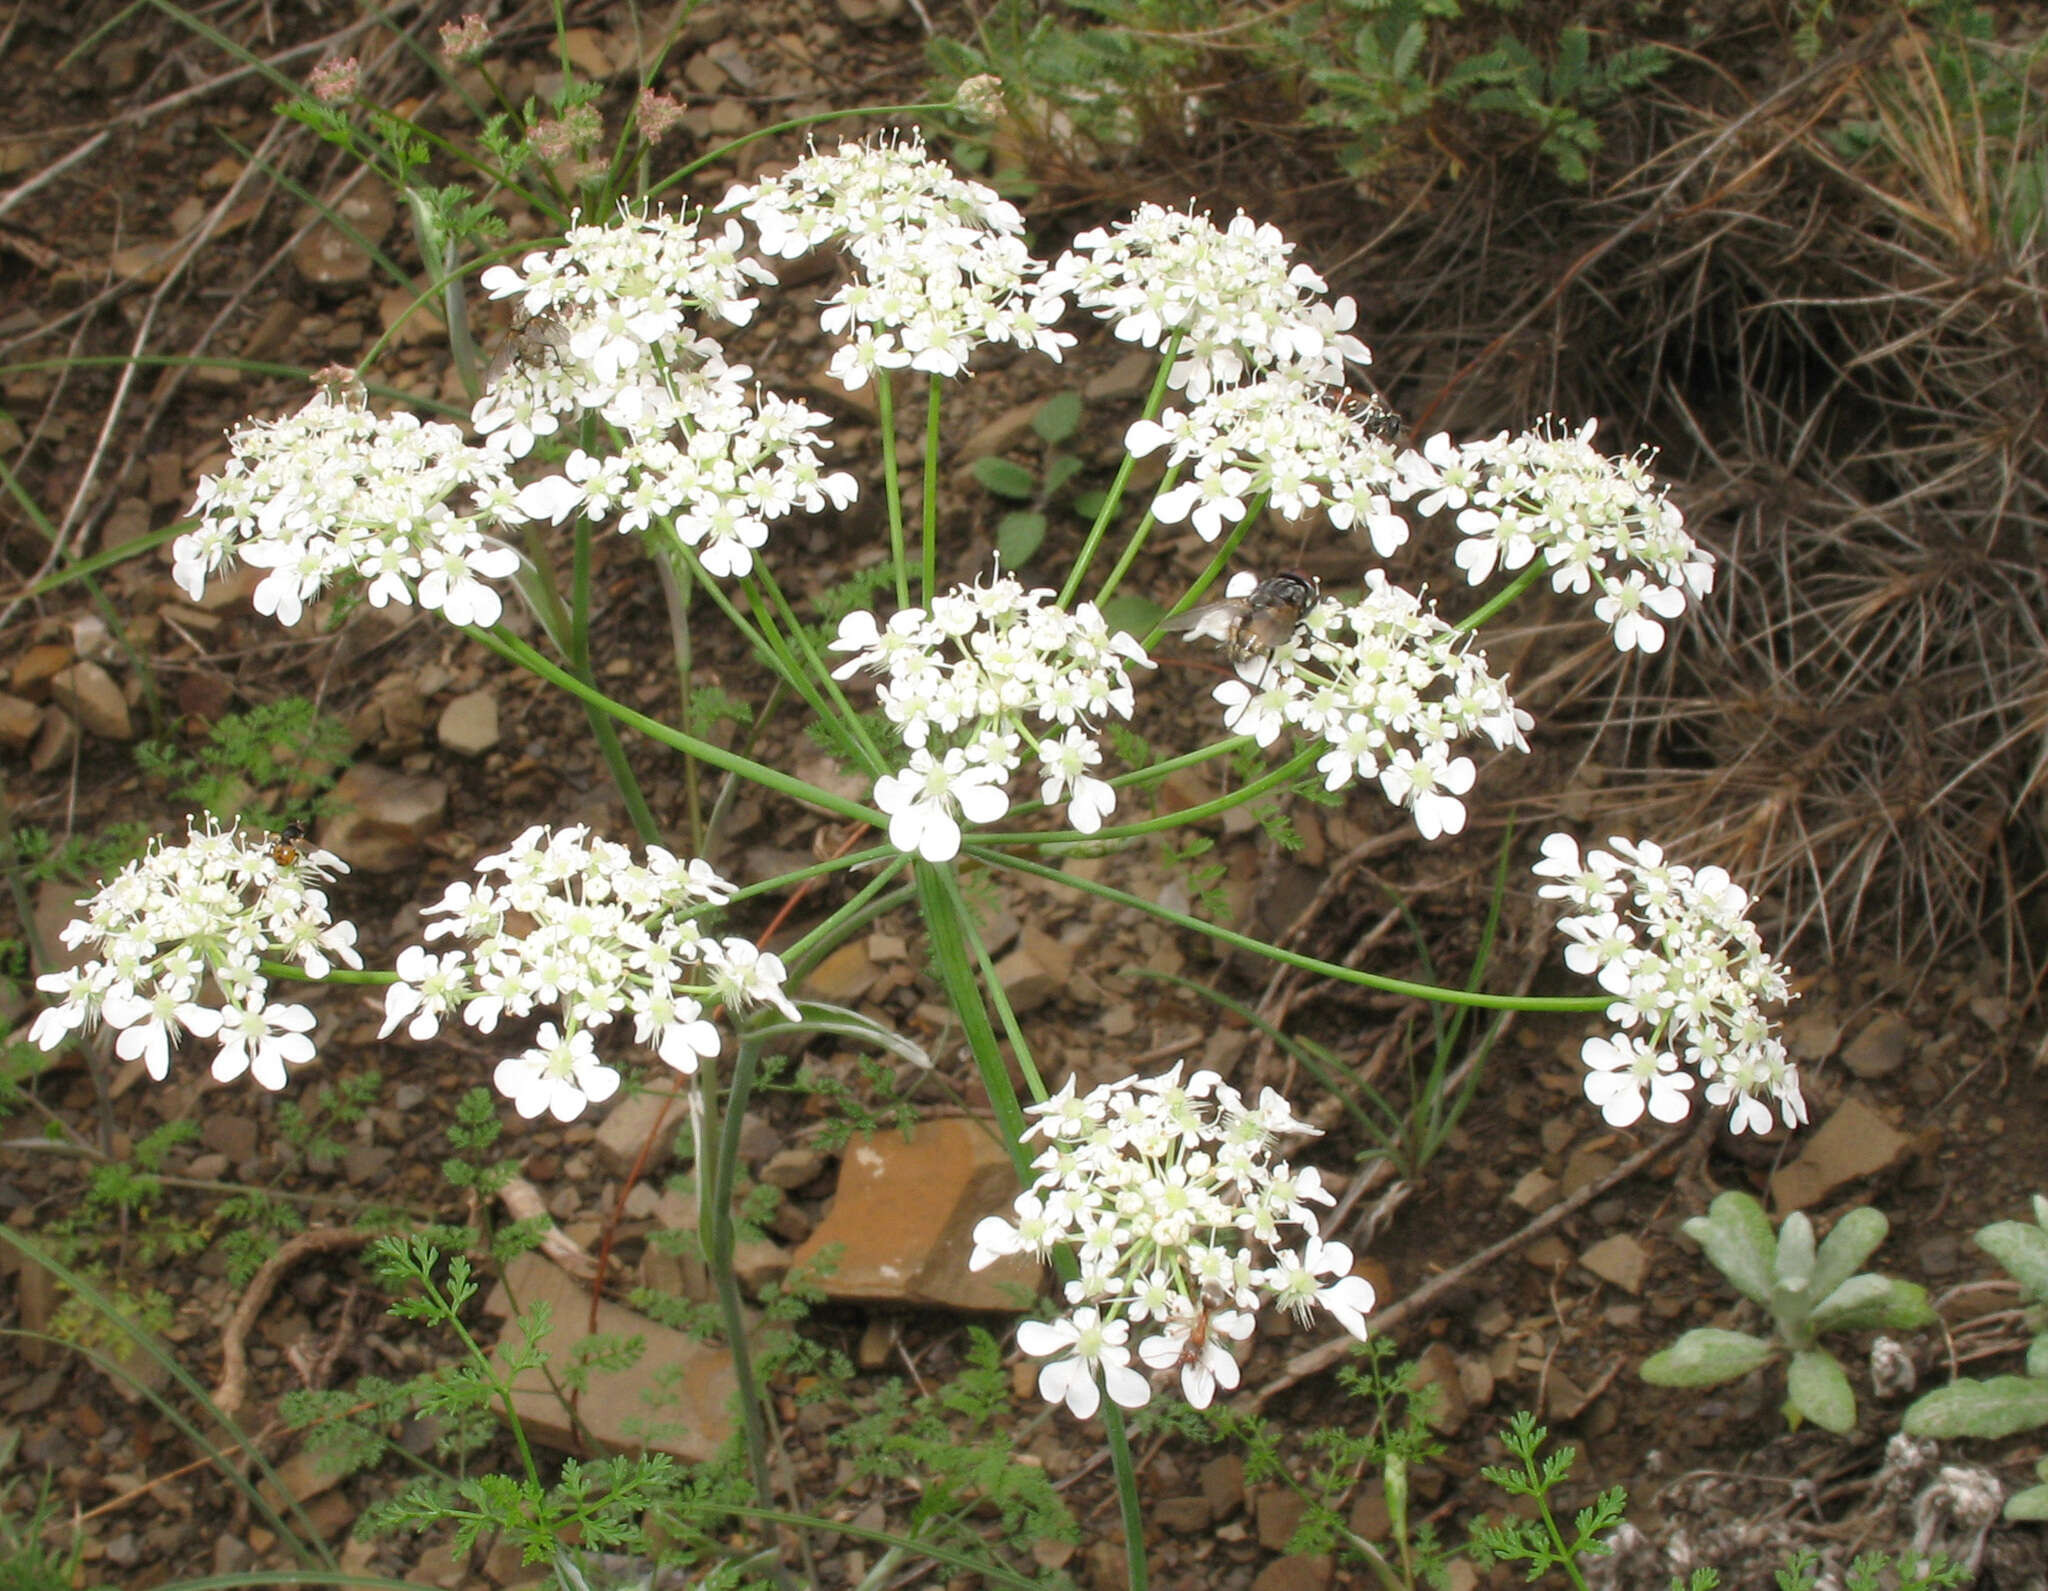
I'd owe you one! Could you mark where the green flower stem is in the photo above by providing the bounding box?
[1060,329,1183,607]
[913,863,1029,1171]
[1101,1403,1149,1591]
[948,867,1047,1106]
[746,567,888,774]
[655,553,705,847]
[694,1046,784,1554]
[726,843,901,906]
[876,372,911,609]
[258,962,393,986]
[1144,503,1264,652]
[778,860,911,976]
[1455,562,1546,633]
[915,870,1152,1588]
[1086,495,1166,611]
[922,374,943,603]
[678,545,802,688]
[968,843,1608,1014]
[467,624,883,827]
[569,515,658,842]
[995,731,1258,829]
[979,742,1323,846]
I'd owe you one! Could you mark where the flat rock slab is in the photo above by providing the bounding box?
[790,1117,1042,1311]
[483,1252,740,1463]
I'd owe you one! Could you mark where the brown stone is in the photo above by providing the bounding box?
[318,763,448,872]
[48,660,133,740]
[0,692,41,749]
[789,1117,1041,1311]
[482,1253,743,1463]
[1770,1095,1911,1212]
[11,642,71,699]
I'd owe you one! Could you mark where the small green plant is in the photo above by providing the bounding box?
[1641,1191,1935,1433]
[1467,1411,1629,1585]
[969,389,1103,569]
[1774,1546,1970,1590]
[133,696,351,832]
[1904,1194,2048,1505]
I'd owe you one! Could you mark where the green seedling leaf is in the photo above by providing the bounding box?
[1809,1275,1935,1334]
[1978,1219,2048,1302]
[2027,1335,2048,1379]
[1033,390,1082,443]
[2007,1483,2048,1521]
[972,456,1037,500]
[997,511,1047,569]
[1809,1206,1888,1302]
[1776,1210,1816,1290]
[1785,1349,1856,1434]
[1684,1191,1777,1304]
[1043,452,1084,496]
[1904,1375,2048,1439]
[1072,487,1107,519]
[1639,1329,1775,1388]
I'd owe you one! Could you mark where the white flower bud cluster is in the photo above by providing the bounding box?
[173,384,521,628]
[970,1064,1375,1417]
[719,134,1074,388]
[1206,570,1532,841]
[29,816,359,1091]
[1534,832,1803,1133]
[379,824,798,1123]
[1410,418,1716,654]
[829,572,1154,860]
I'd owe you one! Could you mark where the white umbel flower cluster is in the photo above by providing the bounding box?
[28,816,359,1091]
[380,824,798,1122]
[1410,419,1715,654]
[476,205,857,581]
[1206,570,1531,841]
[1534,832,1803,1134]
[970,1064,1375,1417]
[1042,202,1372,399]
[473,203,773,454]
[173,380,522,628]
[830,571,1154,859]
[1124,372,1412,551]
[719,134,1074,389]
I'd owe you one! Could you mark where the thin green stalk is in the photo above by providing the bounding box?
[1086,494,1165,611]
[778,862,911,977]
[746,568,888,774]
[568,515,658,841]
[655,553,705,848]
[1061,331,1183,606]
[978,743,1325,846]
[726,843,900,906]
[913,863,1029,1171]
[466,625,883,826]
[922,374,943,602]
[1101,1403,1149,1591]
[876,372,910,608]
[968,844,1608,1014]
[921,867,1146,1588]
[1455,562,1546,633]
[696,1049,788,1578]
[946,868,1047,1106]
